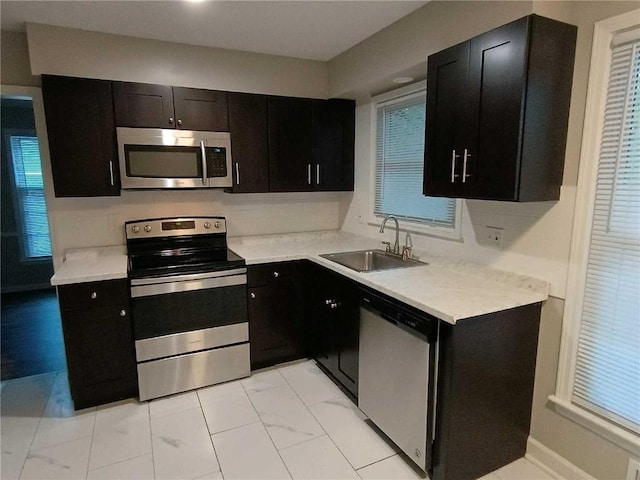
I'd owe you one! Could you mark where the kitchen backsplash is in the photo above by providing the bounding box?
[47,189,350,268]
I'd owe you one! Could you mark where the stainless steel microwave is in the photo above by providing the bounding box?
[117,128,232,189]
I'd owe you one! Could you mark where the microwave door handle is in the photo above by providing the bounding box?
[200,141,207,186]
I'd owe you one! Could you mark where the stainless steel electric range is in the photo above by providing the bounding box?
[125,216,249,401]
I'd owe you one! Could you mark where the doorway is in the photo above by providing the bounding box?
[1,91,65,380]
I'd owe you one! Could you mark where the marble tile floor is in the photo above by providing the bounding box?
[1,359,556,480]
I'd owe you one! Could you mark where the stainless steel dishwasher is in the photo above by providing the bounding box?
[359,289,438,473]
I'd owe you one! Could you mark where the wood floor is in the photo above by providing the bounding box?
[1,288,66,381]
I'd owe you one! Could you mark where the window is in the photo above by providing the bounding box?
[9,133,52,259]
[553,10,640,452]
[372,85,460,238]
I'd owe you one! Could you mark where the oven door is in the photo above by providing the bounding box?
[131,269,247,342]
[117,127,232,189]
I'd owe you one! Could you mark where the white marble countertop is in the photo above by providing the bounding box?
[49,230,548,324]
[228,230,548,324]
[50,246,128,286]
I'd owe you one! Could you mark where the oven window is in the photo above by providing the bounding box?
[125,145,203,178]
[132,284,247,340]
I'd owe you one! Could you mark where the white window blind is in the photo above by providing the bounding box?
[375,93,456,227]
[572,35,640,434]
[10,135,52,259]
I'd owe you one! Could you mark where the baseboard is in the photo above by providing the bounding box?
[526,436,597,480]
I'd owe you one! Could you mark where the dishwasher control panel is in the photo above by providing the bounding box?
[361,289,437,343]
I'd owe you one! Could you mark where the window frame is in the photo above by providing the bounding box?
[4,127,52,262]
[3,128,53,263]
[551,9,640,455]
[1,86,57,265]
[368,81,462,240]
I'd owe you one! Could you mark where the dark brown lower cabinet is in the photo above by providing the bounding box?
[432,303,542,480]
[247,262,306,370]
[57,279,138,409]
[307,264,359,399]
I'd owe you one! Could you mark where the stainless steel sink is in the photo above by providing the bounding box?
[320,249,426,272]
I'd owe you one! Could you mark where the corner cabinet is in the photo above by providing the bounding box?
[266,96,355,193]
[42,75,120,197]
[424,15,577,201]
[113,81,229,131]
[56,279,138,409]
[307,264,359,398]
[268,96,314,192]
[312,99,355,191]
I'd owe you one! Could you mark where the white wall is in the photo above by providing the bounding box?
[48,190,347,263]
[26,23,328,99]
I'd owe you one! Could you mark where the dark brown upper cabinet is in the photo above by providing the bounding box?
[42,75,120,197]
[312,99,355,191]
[424,15,577,202]
[113,82,229,131]
[268,96,313,192]
[228,93,269,193]
[265,96,355,193]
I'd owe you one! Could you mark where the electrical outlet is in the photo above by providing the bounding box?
[485,226,504,249]
[626,458,640,480]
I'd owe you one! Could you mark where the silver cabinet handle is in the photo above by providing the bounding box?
[316,164,320,185]
[200,140,207,186]
[462,149,471,183]
[120,309,126,317]
[109,161,115,186]
[273,271,279,278]
[250,292,256,299]
[169,117,174,124]
[177,119,183,126]
[91,292,97,299]
[307,164,312,185]
[235,162,240,185]
[450,150,460,183]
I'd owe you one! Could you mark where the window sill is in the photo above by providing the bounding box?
[548,395,640,455]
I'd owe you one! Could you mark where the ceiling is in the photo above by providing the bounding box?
[0,1,428,61]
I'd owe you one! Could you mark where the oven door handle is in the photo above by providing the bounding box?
[131,273,247,298]
[130,268,247,286]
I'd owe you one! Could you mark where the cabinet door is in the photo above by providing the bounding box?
[423,42,469,199]
[173,87,229,131]
[228,93,269,193]
[113,82,175,128]
[331,279,359,397]
[312,99,355,191]
[248,284,304,370]
[465,17,528,200]
[42,75,120,197]
[61,304,137,409]
[268,97,313,192]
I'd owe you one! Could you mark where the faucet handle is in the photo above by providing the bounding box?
[381,241,392,253]
[402,246,412,261]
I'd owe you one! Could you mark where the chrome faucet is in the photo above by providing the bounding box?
[379,215,400,255]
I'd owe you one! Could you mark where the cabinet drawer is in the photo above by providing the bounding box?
[247,261,302,287]
[58,279,129,310]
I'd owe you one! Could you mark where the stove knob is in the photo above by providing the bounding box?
[144,225,152,233]
[214,221,221,229]
[132,225,140,234]
[204,222,212,229]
